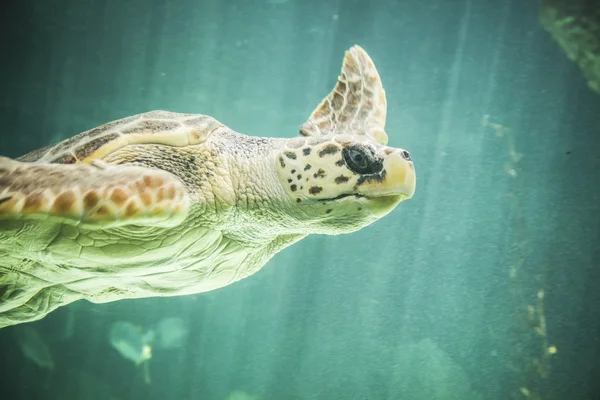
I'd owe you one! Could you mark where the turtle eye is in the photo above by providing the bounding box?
[342,145,382,175]
[348,148,367,170]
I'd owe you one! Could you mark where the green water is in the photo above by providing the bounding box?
[1,0,599,399]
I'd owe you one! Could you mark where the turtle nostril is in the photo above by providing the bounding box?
[401,150,411,161]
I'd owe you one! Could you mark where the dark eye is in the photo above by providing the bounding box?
[349,149,367,169]
[342,145,383,174]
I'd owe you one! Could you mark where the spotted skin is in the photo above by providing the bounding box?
[277,135,414,208]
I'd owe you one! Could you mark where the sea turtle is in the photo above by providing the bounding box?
[0,45,416,328]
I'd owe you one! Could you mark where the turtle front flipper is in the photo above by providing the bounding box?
[0,157,190,228]
[300,45,388,145]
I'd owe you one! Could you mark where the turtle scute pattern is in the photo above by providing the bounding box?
[18,110,223,165]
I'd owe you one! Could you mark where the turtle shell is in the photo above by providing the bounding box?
[18,110,223,164]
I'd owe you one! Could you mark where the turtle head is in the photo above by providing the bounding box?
[275,45,415,234]
[276,134,414,234]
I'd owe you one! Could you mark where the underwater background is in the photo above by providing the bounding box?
[1,0,599,399]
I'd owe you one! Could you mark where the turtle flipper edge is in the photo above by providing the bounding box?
[0,157,190,228]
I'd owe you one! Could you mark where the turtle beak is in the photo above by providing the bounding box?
[380,149,416,199]
[358,148,415,200]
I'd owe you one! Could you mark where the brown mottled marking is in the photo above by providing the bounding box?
[335,175,349,184]
[313,169,326,178]
[139,190,152,206]
[74,133,119,160]
[303,148,311,156]
[125,200,139,217]
[0,153,190,228]
[319,99,332,116]
[166,185,176,200]
[53,154,77,164]
[317,120,332,132]
[335,159,345,167]
[84,191,100,209]
[332,92,343,109]
[143,175,153,188]
[110,188,128,206]
[318,144,339,157]
[52,191,76,214]
[290,184,297,192]
[159,187,169,202]
[349,92,361,107]
[297,174,302,180]
[279,156,286,168]
[287,178,293,183]
[349,81,361,97]
[151,175,164,188]
[284,151,297,160]
[309,186,323,195]
[134,180,145,192]
[93,205,110,217]
[291,169,296,174]
[23,194,45,212]
[304,164,311,171]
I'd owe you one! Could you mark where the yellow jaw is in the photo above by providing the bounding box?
[355,149,416,199]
